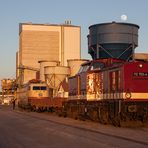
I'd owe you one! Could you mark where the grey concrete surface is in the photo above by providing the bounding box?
[0,105,148,148]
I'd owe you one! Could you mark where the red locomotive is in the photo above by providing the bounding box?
[63,58,148,126]
[62,22,148,126]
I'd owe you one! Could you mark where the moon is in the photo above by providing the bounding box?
[121,15,127,21]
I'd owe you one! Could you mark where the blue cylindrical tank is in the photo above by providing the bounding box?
[88,22,139,61]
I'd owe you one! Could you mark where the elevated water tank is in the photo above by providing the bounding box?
[88,22,139,61]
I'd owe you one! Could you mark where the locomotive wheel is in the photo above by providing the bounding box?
[31,105,36,111]
[89,110,99,121]
[62,110,67,118]
[69,111,78,120]
[112,115,121,127]
[98,108,109,124]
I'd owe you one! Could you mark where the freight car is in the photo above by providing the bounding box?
[62,58,148,126]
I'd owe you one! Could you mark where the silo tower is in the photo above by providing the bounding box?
[88,22,139,61]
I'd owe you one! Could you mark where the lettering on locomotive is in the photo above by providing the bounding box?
[133,72,148,78]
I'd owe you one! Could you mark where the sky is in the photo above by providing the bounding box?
[0,0,148,82]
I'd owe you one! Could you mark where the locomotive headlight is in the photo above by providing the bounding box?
[38,93,43,97]
[139,64,143,68]
[125,92,131,99]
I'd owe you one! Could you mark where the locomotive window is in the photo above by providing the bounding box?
[83,65,89,72]
[78,65,89,73]
[78,66,83,73]
[32,86,47,90]
[110,70,121,92]
[33,86,40,90]
[111,72,116,91]
[41,86,47,90]
[90,62,104,70]
[118,71,121,90]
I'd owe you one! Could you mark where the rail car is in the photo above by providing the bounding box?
[62,58,148,126]
[17,79,50,110]
[17,79,66,112]
[17,80,46,109]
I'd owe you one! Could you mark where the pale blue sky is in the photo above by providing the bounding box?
[0,0,148,81]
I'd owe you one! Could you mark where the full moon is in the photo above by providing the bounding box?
[121,15,127,21]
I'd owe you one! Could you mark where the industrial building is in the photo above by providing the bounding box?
[134,53,148,61]
[1,79,16,104]
[16,21,81,85]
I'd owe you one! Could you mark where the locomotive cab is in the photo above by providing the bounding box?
[68,59,123,100]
